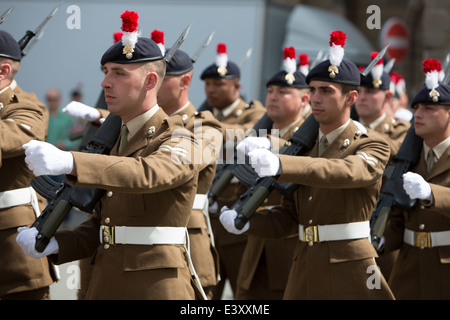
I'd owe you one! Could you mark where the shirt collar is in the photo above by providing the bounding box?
[213,98,240,118]
[424,135,450,161]
[124,105,160,141]
[319,119,351,145]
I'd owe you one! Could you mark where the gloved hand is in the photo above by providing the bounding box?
[23,140,74,176]
[236,136,271,156]
[248,148,281,177]
[403,172,432,201]
[16,227,59,259]
[219,206,249,234]
[62,101,100,122]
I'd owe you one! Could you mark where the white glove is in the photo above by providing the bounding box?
[403,172,432,201]
[248,148,281,177]
[23,140,74,176]
[219,206,249,234]
[236,136,271,156]
[16,227,59,259]
[62,101,100,122]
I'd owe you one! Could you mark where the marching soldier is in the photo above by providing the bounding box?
[16,11,201,300]
[383,59,450,299]
[200,42,266,299]
[355,52,410,280]
[356,52,410,157]
[220,31,395,299]
[0,30,56,300]
[232,47,311,299]
[156,34,223,299]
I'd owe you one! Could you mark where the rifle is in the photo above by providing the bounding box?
[18,2,61,52]
[31,113,122,252]
[231,114,319,229]
[207,112,273,206]
[370,119,423,251]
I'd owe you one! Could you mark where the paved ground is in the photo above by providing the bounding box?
[49,209,233,300]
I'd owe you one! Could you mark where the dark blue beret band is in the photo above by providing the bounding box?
[266,70,308,89]
[101,37,164,65]
[200,61,240,80]
[0,30,21,61]
[165,49,193,75]
[306,59,360,86]
[411,83,450,107]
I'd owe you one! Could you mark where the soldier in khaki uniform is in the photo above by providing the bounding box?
[16,11,200,300]
[355,52,410,280]
[157,48,222,299]
[355,52,410,156]
[221,31,394,299]
[0,30,56,300]
[200,43,265,299]
[232,47,311,299]
[384,59,450,299]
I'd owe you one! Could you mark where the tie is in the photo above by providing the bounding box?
[216,111,224,121]
[318,135,329,156]
[427,148,436,172]
[118,124,129,153]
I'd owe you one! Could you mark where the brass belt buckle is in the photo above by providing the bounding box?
[304,226,318,246]
[101,225,115,249]
[415,231,431,249]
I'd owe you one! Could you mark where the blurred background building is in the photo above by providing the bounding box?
[2,0,448,114]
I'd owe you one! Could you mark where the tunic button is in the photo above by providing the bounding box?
[106,191,113,197]
[104,217,110,224]
[308,196,313,201]
[419,224,425,230]
[104,244,110,249]
[308,219,313,225]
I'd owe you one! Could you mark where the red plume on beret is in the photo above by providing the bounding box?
[120,11,139,33]
[217,43,227,54]
[113,32,123,43]
[329,30,346,47]
[283,46,295,60]
[371,51,383,65]
[151,30,164,45]
[423,59,442,74]
[299,53,309,66]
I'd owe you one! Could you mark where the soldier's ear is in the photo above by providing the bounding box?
[145,71,158,90]
[0,63,11,81]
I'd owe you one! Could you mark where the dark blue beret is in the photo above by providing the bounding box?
[165,49,193,75]
[411,83,450,107]
[0,30,21,61]
[360,70,390,90]
[306,59,360,86]
[101,37,164,65]
[266,70,308,89]
[200,60,240,80]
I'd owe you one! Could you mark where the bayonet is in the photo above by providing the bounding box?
[164,23,191,63]
[191,31,214,63]
[239,48,252,68]
[21,29,44,56]
[0,5,14,25]
[361,44,390,77]
[442,53,450,85]
[310,50,324,69]
[18,2,62,51]
[384,58,396,74]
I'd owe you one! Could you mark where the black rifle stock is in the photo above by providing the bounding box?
[370,120,423,251]
[31,113,122,252]
[233,114,319,229]
[207,113,273,206]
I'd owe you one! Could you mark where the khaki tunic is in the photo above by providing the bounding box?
[385,145,450,299]
[248,121,395,299]
[371,114,410,156]
[178,103,222,293]
[0,86,56,297]
[210,99,266,296]
[236,116,305,300]
[51,109,200,300]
